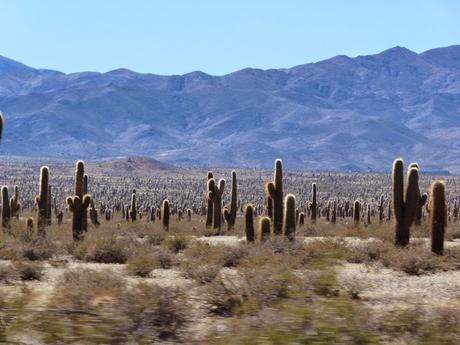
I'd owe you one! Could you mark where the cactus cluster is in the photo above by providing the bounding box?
[393,159,419,246]
[66,161,92,241]
[208,177,225,231]
[266,159,283,235]
[223,171,237,230]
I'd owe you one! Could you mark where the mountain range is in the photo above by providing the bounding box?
[1,45,460,172]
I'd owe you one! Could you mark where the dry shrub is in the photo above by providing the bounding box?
[34,268,189,343]
[126,248,176,277]
[182,261,220,284]
[74,233,132,264]
[164,234,191,253]
[380,244,449,275]
[145,228,167,245]
[13,260,44,281]
[0,264,20,284]
[121,283,189,341]
[0,235,57,261]
[345,240,385,264]
[204,262,302,316]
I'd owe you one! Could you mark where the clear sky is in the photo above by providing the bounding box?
[0,0,459,75]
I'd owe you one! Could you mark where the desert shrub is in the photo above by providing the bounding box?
[0,264,19,284]
[204,264,301,316]
[13,261,44,281]
[145,229,167,245]
[345,240,385,264]
[380,244,449,275]
[34,268,188,343]
[21,238,57,261]
[216,245,249,268]
[120,283,189,341]
[164,234,191,253]
[126,248,176,277]
[0,235,57,261]
[182,261,220,284]
[74,235,132,264]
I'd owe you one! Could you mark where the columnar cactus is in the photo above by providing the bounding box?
[208,178,225,231]
[2,186,10,228]
[67,161,91,241]
[129,189,137,221]
[244,204,255,242]
[162,199,170,230]
[367,204,371,225]
[257,216,271,242]
[206,172,214,228]
[36,166,50,234]
[299,212,305,225]
[67,194,91,241]
[47,185,52,225]
[266,159,283,235]
[266,196,273,219]
[82,174,88,230]
[89,200,100,227]
[223,171,237,230]
[310,183,317,222]
[393,159,419,246]
[283,194,296,241]
[353,200,360,224]
[378,195,384,223]
[10,186,20,219]
[0,111,3,141]
[429,181,447,255]
[415,193,428,226]
[332,201,337,224]
[150,206,156,222]
[26,217,34,231]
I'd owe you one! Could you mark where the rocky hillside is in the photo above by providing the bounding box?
[0,45,459,172]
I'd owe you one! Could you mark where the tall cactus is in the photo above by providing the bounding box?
[310,183,317,222]
[2,186,10,228]
[223,170,237,230]
[208,178,225,231]
[10,186,20,219]
[353,200,360,224]
[378,195,384,223]
[0,111,3,142]
[206,171,214,228]
[162,199,170,230]
[89,199,100,227]
[429,181,447,255]
[67,161,91,241]
[244,204,255,242]
[47,185,52,225]
[36,166,50,234]
[332,200,337,224]
[82,174,88,229]
[257,216,271,242]
[129,189,137,221]
[283,194,296,241]
[393,159,419,246]
[266,159,283,235]
[415,193,428,226]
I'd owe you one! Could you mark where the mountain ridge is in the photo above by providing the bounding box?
[1,45,460,172]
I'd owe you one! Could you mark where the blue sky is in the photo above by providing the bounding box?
[0,0,459,75]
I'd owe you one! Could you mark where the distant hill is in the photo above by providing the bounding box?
[1,45,460,172]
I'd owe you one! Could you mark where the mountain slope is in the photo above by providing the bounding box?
[1,45,460,172]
